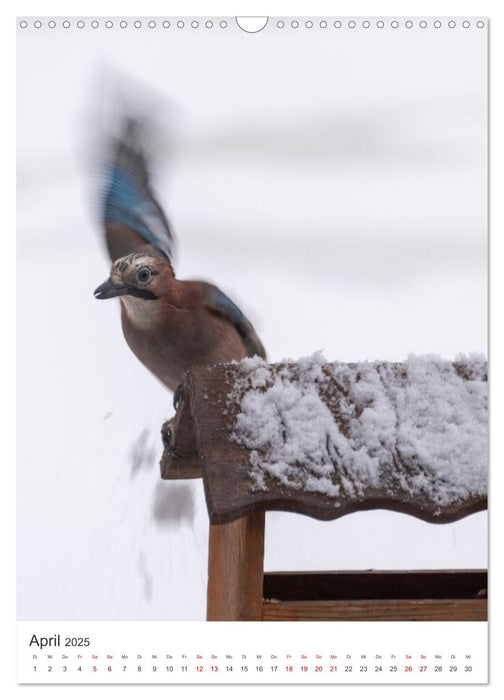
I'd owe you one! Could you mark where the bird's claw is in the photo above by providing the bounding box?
[173,384,183,410]
[161,420,183,458]
[166,446,183,458]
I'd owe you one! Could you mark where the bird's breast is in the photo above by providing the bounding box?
[119,299,247,390]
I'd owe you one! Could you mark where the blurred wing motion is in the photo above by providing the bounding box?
[101,118,176,262]
[204,284,267,359]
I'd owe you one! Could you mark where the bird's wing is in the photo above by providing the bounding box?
[203,283,266,360]
[100,118,176,262]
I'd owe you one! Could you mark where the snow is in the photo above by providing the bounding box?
[230,353,487,509]
[16,23,487,621]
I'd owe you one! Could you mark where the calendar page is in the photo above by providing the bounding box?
[16,15,488,685]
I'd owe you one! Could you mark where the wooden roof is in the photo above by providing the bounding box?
[160,360,487,525]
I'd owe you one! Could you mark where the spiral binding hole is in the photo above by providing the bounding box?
[18,17,484,33]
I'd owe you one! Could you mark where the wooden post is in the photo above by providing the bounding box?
[160,362,487,623]
[207,511,265,621]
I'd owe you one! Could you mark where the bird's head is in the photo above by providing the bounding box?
[94,250,173,301]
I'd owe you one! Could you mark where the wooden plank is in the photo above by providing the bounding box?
[262,598,487,622]
[183,363,487,525]
[263,570,487,601]
[160,386,201,479]
[207,511,265,621]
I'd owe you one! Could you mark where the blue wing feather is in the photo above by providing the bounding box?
[207,285,266,359]
[100,118,175,261]
[102,163,161,246]
[210,287,246,324]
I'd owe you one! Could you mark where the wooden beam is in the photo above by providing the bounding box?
[262,598,487,622]
[207,511,265,621]
[263,570,487,601]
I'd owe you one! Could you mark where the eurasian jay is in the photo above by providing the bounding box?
[93,117,266,404]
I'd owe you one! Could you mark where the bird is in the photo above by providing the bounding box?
[93,115,266,411]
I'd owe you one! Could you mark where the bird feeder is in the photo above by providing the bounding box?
[160,357,487,621]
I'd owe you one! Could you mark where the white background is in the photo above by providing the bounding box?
[4,0,503,699]
[17,10,487,621]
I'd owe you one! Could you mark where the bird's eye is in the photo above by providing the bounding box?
[137,267,152,284]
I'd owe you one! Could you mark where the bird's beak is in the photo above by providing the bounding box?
[93,278,129,300]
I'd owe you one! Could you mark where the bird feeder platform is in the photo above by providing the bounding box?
[160,358,487,621]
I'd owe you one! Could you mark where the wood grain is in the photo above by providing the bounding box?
[262,598,487,622]
[263,570,487,601]
[160,385,201,479]
[180,363,487,525]
[158,362,488,621]
[207,511,265,621]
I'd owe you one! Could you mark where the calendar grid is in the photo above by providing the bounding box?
[17,621,488,684]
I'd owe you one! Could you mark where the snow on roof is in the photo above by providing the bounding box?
[228,353,487,509]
